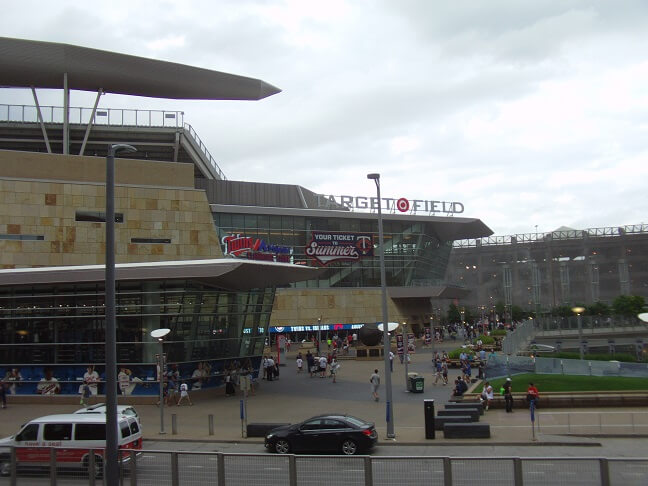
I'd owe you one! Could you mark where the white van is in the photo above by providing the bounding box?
[74,403,141,426]
[0,413,142,477]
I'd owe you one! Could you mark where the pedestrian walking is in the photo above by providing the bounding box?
[177,382,193,406]
[296,356,303,373]
[370,369,380,402]
[79,380,91,407]
[330,358,340,383]
[318,355,328,378]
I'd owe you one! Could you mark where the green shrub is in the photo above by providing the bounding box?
[474,334,495,345]
[491,329,507,337]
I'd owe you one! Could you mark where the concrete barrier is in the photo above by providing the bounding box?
[465,391,648,409]
[437,409,480,421]
[444,402,484,416]
[434,415,473,430]
[443,423,490,439]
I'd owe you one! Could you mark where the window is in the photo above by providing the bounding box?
[76,211,124,223]
[300,420,322,431]
[0,234,44,240]
[44,423,72,441]
[75,424,106,441]
[16,424,39,442]
[130,238,171,244]
[322,419,347,430]
[120,422,131,438]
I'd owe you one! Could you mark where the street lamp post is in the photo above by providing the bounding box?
[403,321,409,387]
[317,317,322,354]
[367,173,395,439]
[151,328,171,434]
[571,307,585,360]
[430,316,435,355]
[105,144,136,485]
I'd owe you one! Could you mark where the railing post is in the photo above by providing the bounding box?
[513,457,524,486]
[363,456,373,486]
[130,449,138,486]
[88,449,95,486]
[49,447,57,486]
[289,455,297,486]
[209,414,215,435]
[443,457,452,486]
[10,446,16,486]
[599,458,610,486]
[172,413,178,435]
[171,452,179,486]
[217,453,225,486]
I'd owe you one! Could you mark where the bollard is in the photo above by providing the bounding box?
[209,414,214,435]
[172,413,177,435]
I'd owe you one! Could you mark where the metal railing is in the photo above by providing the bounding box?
[486,353,648,379]
[0,449,646,485]
[501,319,537,355]
[0,104,227,180]
[537,411,648,436]
[453,223,648,248]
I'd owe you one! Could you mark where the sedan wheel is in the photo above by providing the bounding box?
[275,439,290,454]
[341,439,358,455]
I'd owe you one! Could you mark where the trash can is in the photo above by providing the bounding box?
[407,373,424,393]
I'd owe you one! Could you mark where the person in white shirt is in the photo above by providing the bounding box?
[318,355,327,378]
[296,356,303,373]
[83,365,100,396]
[177,382,193,406]
[37,369,60,395]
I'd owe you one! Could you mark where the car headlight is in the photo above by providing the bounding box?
[265,434,274,440]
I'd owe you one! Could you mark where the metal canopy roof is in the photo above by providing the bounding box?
[0,37,280,100]
[0,259,321,291]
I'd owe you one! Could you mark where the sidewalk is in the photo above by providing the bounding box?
[0,346,637,446]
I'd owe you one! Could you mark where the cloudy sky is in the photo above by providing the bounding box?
[1,0,647,236]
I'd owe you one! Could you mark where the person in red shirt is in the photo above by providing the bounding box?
[527,382,539,406]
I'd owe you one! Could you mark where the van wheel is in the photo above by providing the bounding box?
[84,455,103,478]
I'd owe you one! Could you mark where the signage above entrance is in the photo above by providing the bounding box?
[222,234,293,263]
[316,194,464,215]
[306,231,373,266]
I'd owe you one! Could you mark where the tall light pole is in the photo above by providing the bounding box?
[571,307,585,360]
[105,144,136,485]
[367,173,395,439]
[403,321,409,387]
[430,316,435,355]
[151,328,171,434]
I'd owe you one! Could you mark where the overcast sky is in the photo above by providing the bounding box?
[2,0,647,236]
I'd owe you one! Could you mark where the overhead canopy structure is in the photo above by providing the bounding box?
[0,259,321,291]
[0,37,281,100]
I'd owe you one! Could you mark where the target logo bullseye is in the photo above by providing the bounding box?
[396,198,410,212]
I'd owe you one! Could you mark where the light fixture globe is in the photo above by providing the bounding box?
[150,328,171,339]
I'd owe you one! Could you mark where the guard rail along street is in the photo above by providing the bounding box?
[0,448,646,485]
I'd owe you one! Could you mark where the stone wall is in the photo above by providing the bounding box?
[0,150,222,268]
[271,287,406,326]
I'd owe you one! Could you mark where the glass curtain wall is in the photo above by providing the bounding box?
[0,280,273,394]
[214,213,452,288]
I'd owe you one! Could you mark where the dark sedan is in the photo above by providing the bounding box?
[264,414,378,455]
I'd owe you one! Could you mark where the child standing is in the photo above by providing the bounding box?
[177,382,193,406]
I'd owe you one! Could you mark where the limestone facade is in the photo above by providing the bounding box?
[0,150,222,268]
[271,287,406,326]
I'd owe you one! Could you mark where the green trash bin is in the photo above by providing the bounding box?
[407,373,424,393]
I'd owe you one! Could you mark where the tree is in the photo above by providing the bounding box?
[586,301,611,316]
[612,295,646,318]
[511,305,525,321]
[495,301,506,318]
[447,303,461,324]
[551,305,574,317]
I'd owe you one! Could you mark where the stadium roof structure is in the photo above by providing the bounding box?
[0,259,321,291]
[0,37,280,100]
